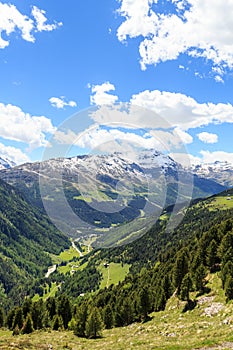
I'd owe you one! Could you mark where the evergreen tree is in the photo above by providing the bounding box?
[57,294,72,329]
[74,302,88,337]
[173,249,189,295]
[85,307,104,339]
[31,299,44,330]
[206,239,218,268]
[114,303,124,327]
[52,314,64,331]
[154,286,166,312]
[137,287,151,321]
[0,307,4,328]
[103,304,114,329]
[45,296,57,320]
[224,275,233,301]
[162,275,172,300]
[122,297,134,326]
[221,260,233,288]
[180,273,192,301]
[194,264,206,293]
[22,298,32,318]
[12,307,24,331]
[6,308,16,330]
[218,232,233,258]
[42,310,51,329]
[21,313,34,334]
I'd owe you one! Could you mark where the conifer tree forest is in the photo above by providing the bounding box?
[0,190,233,339]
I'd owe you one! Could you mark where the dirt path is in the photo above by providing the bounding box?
[71,240,83,257]
[45,264,56,278]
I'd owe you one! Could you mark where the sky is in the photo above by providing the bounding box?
[0,0,233,167]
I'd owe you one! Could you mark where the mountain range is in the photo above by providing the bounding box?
[0,151,229,247]
[190,160,233,187]
[0,152,233,347]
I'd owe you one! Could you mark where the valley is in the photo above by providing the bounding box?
[0,151,227,247]
[0,154,233,349]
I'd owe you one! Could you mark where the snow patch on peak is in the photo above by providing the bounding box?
[0,157,16,170]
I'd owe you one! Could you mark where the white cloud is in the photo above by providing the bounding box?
[0,2,62,49]
[49,97,77,109]
[214,75,224,84]
[0,142,29,164]
[130,89,233,130]
[0,103,55,150]
[32,6,62,32]
[90,82,119,105]
[117,0,233,74]
[200,151,233,165]
[150,128,193,150]
[170,152,201,167]
[197,132,218,144]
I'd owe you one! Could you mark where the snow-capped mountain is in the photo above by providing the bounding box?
[0,150,227,246]
[190,161,233,187]
[0,157,16,170]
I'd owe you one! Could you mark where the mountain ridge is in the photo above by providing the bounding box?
[0,150,227,247]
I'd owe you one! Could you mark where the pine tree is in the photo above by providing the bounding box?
[12,307,24,331]
[224,275,233,301]
[74,302,88,337]
[221,260,233,288]
[22,298,32,318]
[85,307,104,339]
[52,314,64,331]
[45,296,57,320]
[173,249,189,295]
[6,308,16,330]
[194,264,206,293]
[21,313,34,334]
[121,298,134,326]
[31,299,44,330]
[57,295,72,329]
[180,273,192,301]
[154,286,166,312]
[206,239,218,268]
[137,287,151,321]
[0,307,4,328]
[103,304,114,329]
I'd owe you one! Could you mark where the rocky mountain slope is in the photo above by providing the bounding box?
[190,161,233,187]
[0,157,16,170]
[0,151,227,246]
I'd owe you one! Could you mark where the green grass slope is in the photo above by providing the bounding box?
[0,274,232,350]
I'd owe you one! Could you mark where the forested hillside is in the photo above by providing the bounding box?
[0,179,70,308]
[1,188,233,343]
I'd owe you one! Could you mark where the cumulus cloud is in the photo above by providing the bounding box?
[49,97,77,109]
[130,89,233,130]
[0,2,62,49]
[90,82,119,105]
[150,128,193,150]
[0,103,55,150]
[0,142,29,164]
[32,6,62,32]
[55,124,193,156]
[197,132,218,144]
[170,152,201,167]
[116,0,233,74]
[200,151,233,165]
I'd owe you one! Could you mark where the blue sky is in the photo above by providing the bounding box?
[0,0,233,166]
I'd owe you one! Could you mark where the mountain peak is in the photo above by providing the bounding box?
[0,157,16,170]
